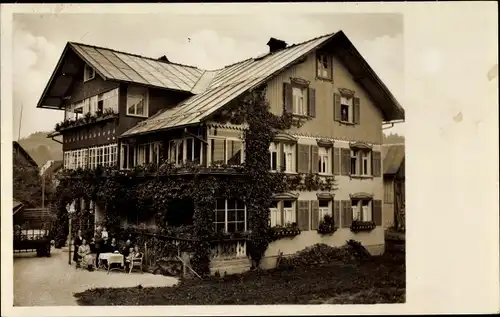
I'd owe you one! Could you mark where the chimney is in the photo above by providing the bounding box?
[267,37,287,53]
[157,55,170,62]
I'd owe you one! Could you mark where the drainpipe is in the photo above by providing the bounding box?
[382,120,405,130]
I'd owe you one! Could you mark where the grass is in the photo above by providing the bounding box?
[74,251,405,305]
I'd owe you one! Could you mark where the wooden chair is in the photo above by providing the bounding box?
[128,253,144,274]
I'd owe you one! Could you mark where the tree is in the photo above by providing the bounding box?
[13,148,43,207]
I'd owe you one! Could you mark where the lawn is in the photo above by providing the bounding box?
[74,251,405,305]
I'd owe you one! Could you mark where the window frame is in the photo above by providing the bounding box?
[340,96,353,123]
[318,146,331,175]
[126,86,149,117]
[318,199,332,220]
[269,142,279,172]
[169,137,203,166]
[292,86,308,116]
[351,199,372,222]
[213,199,247,234]
[316,53,332,80]
[283,143,296,173]
[208,136,245,166]
[84,64,95,82]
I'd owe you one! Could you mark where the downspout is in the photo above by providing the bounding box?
[382,119,405,130]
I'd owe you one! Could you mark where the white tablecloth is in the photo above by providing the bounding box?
[98,252,124,266]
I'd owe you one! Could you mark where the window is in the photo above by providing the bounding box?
[84,64,95,82]
[352,199,372,221]
[214,199,246,233]
[317,54,331,79]
[351,150,359,175]
[137,142,160,166]
[269,199,297,227]
[269,142,279,171]
[361,151,370,175]
[318,147,330,174]
[384,181,394,203]
[318,200,331,219]
[269,141,296,173]
[292,86,308,116]
[209,137,244,166]
[283,200,296,225]
[169,138,202,166]
[97,94,104,113]
[283,143,295,173]
[127,86,148,117]
[270,200,280,227]
[349,149,371,176]
[121,144,136,170]
[340,96,353,122]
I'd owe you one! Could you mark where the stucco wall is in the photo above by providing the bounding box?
[266,51,384,144]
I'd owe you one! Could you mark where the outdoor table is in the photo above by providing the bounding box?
[98,252,125,274]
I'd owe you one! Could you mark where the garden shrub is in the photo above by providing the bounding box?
[278,243,360,269]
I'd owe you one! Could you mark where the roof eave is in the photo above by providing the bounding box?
[333,31,405,122]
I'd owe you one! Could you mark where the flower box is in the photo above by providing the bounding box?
[350,221,376,233]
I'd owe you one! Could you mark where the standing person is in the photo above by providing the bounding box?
[101,227,109,240]
[95,234,102,268]
[73,230,83,263]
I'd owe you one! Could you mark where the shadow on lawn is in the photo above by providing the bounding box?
[74,251,405,305]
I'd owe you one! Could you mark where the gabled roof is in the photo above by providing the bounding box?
[382,143,405,175]
[13,141,38,168]
[37,30,405,135]
[41,160,63,176]
[121,31,405,137]
[13,199,24,215]
[37,42,206,109]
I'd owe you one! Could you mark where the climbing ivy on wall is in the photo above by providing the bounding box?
[53,89,336,275]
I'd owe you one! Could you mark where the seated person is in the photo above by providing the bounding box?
[77,239,95,271]
[121,239,132,257]
[125,245,143,271]
[108,237,119,253]
[89,237,96,254]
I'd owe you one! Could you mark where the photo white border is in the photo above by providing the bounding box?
[2,2,499,316]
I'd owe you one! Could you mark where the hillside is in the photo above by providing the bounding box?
[18,132,63,167]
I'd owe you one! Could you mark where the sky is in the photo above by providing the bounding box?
[11,12,405,139]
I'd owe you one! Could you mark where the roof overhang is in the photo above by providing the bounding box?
[324,31,405,121]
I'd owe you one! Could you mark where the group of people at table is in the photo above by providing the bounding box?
[73,227,142,272]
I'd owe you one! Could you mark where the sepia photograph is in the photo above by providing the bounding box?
[1,2,498,316]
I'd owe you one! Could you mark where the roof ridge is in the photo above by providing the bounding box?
[211,31,337,71]
[68,41,205,70]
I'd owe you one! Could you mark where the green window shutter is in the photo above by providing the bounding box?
[283,83,293,113]
[340,148,351,176]
[333,93,341,122]
[308,87,316,117]
[373,200,382,226]
[372,151,381,177]
[341,200,353,228]
[310,200,320,230]
[297,200,310,231]
[353,97,360,124]
[311,145,319,173]
[333,147,340,175]
[334,200,341,227]
[298,144,310,173]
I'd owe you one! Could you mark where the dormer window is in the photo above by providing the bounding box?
[316,53,332,80]
[84,64,95,82]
